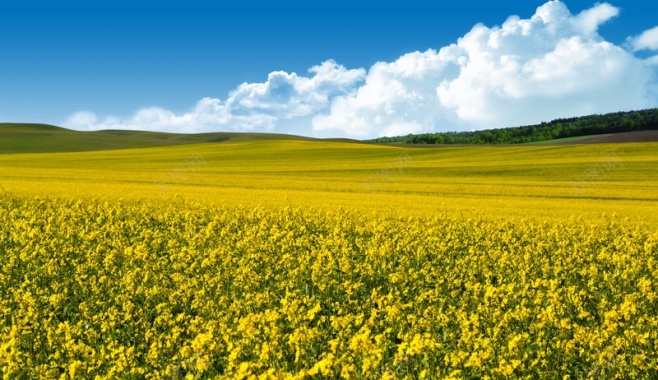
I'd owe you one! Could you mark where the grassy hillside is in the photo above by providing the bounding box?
[0,123,321,154]
[1,139,656,224]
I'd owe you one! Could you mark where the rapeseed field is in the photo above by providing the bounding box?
[1,140,657,378]
[1,140,657,223]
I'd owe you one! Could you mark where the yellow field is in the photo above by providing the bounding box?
[1,140,657,378]
[1,140,658,224]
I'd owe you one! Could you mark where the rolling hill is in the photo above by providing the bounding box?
[4,107,658,154]
[0,123,326,154]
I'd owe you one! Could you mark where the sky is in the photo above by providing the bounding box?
[1,0,658,139]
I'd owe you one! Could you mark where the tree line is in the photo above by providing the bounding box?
[366,108,658,144]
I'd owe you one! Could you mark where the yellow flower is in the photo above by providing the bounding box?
[308,354,334,376]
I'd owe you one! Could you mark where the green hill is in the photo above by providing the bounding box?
[5,107,658,154]
[0,123,323,154]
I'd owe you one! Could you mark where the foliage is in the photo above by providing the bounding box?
[368,108,658,144]
[1,197,657,378]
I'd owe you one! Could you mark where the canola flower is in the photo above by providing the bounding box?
[1,196,657,379]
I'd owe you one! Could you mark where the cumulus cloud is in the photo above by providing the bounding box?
[66,111,98,129]
[627,26,658,52]
[66,0,658,139]
[573,2,618,35]
[312,50,451,138]
[67,99,261,134]
[66,60,365,133]
[313,0,655,137]
[228,60,366,119]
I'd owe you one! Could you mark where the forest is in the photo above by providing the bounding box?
[367,108,658,144]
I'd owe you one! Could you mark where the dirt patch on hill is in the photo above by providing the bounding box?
[557,131,658,144]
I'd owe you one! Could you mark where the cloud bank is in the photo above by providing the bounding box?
[67,60,365,134]
[66,0,658,139]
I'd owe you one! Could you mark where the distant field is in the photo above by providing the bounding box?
[525,135,595,144]
[525,130,658,145]
[1,138,657,224]
[555,130,658,144]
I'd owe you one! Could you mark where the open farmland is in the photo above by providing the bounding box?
[1,139,658,223]
[1,138,657,378]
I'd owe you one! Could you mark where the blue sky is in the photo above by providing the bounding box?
[1,0,657,138]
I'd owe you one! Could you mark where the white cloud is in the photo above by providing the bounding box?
[312,0,656,137]
[67,99,253,134]
[627,26,658,52]
[313,49,450,138]
[66,111,98,129]
[227,60,365,119]
[572,2,618,35]
[66,60,364,134]
[66,1,658,139]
